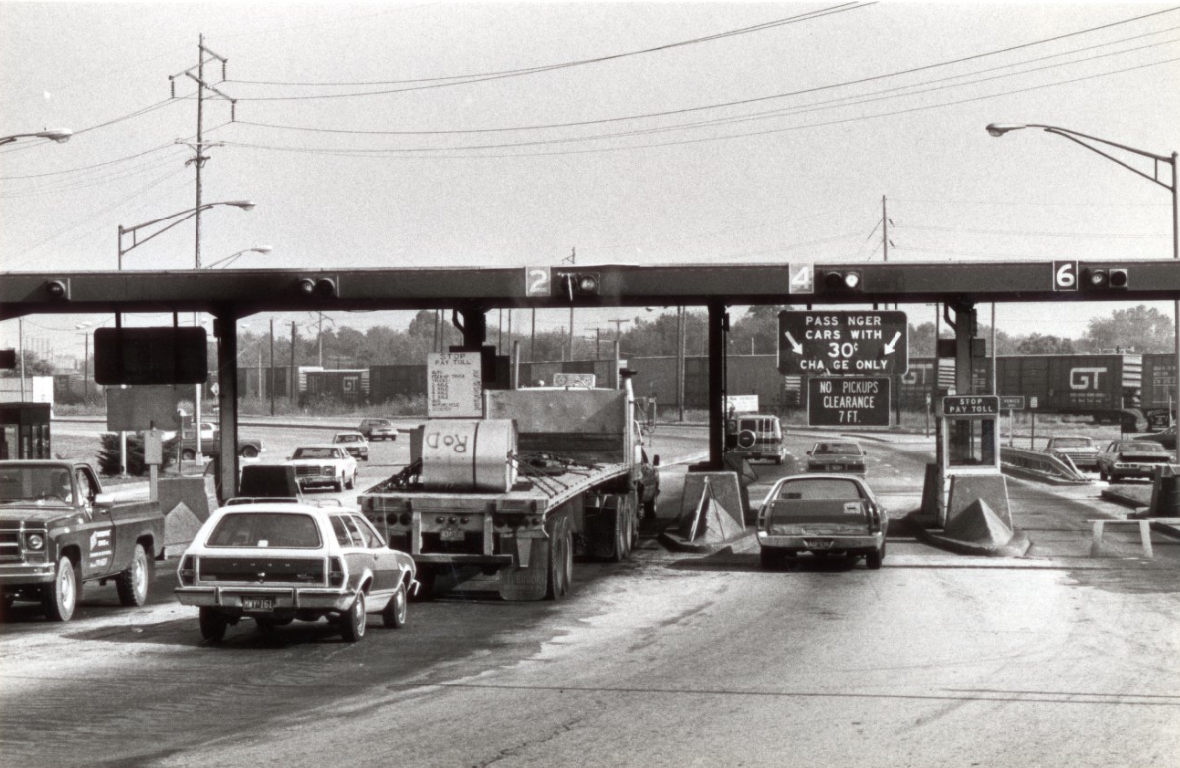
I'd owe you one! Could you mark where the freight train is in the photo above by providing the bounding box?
[229,352,1176,429]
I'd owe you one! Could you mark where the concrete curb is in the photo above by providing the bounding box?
[1001,465,1092,486]
[897,514,1032,558]
[657,528,754,554]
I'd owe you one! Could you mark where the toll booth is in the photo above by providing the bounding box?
[923,395,1012,529]
[0,402,52,459]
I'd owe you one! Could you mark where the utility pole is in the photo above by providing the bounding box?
[317,312,324,367]
[170,34,235,269]
[565,247,576,361]
[269,318,276,416]
[290,321,297,404]
[882,194,890,263]
[607,318,631,339]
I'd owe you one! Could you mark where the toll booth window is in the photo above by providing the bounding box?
[948,418,997,467]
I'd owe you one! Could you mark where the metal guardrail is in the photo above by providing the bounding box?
[1000,446,1089,482]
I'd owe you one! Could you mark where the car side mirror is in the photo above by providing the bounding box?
[653,455,661,467]
[806,450,812,455]
[94,492,115,510]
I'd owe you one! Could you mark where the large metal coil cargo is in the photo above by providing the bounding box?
[420,419,518,492]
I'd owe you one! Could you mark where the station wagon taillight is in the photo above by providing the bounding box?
[178,555,196,586]
[328,556,345,587]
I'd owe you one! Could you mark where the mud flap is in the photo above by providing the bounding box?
[497,536,552,601]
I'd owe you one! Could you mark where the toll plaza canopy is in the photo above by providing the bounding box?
[2,260,1178,316]
[3,259,1178,497]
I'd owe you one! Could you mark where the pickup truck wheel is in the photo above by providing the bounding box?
[42,555,81,622]
[866,542,885,570]
[181,449,196,461]
[383,583,408,628]
[759,547,784,571]
[115,543,152,607]
[340,592,367,642]
[199,607,229,642]
[240,446,258,458]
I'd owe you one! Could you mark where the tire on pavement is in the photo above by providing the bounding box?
[199,606,230,642]
[42,555,81,622]
[383,582,408,628]
[340,591,367,642]
[115,542,152,607]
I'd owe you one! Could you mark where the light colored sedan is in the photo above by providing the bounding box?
[175,502,417,642]
[284,444,358,492]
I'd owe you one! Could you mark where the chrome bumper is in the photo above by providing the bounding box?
[757,530,883,552]
[174,585,355,612]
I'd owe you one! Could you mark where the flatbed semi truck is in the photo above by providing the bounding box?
[359,377,657,601]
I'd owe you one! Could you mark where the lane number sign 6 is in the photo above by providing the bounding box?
[1053,261,1078,291]
[525,267,551,297]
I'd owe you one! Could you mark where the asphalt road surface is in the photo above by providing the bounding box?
[3,425,1178,768]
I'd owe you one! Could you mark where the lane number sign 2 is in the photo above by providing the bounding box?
[1053,261,1078,292]
[525,267,551,297]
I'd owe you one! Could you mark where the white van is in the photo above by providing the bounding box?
[726,414,786,465]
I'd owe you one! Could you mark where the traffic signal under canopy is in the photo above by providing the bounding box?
[560,272,600,299]
[1082,267,1129,290]
[823,270,862,291]
[46,279,70,300]
[297,276,338,298]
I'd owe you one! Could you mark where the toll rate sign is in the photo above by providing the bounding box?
[808,377,892,427]
[778,310,908,376]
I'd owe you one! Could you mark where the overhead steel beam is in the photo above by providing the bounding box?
[3,261,1179,320]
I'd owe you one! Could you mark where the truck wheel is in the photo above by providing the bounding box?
[42,555,81,622]
[346,473,355,490]
[587,494,631,562]
[182,449,196,461]
[383,582,408,628]
[199,607,229,642]
[340,592,367,642]
[115,543,152,607]
[240,445,258,458]
[642,491,657,519]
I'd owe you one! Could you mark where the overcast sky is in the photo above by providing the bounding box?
[2,1,1178,358]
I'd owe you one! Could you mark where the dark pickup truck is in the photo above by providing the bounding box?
[0,460,165,621]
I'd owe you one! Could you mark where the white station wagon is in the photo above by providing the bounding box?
[175,502,417,642]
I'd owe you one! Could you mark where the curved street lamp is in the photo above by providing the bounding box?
[205,244,273,269]
[117,200,255,270]
[987,122,1179,462]
[0,128,72,146]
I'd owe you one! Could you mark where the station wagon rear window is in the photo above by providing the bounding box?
[207,512,322,548]
[776,478,864,501]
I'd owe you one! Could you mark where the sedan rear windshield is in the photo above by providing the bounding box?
[1124,442,1169,453]
[813,443,862,455]
[208,512,322,548]
[1052,438,1093,448]
[776,478,864,501]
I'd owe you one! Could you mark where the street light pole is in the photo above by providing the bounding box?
[205,245,273,269]
[117,201,255,270]
[987,123,1179,463]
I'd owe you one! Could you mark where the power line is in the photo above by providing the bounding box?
[228,4,871,94]
[897,223,1169,239]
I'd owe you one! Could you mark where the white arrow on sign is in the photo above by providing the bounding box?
[783,331,804,355]
[883,331,901,355]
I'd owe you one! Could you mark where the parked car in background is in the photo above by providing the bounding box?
[755,474,888,570]
[179,421,264,460]
[1043,436,1099,471]
[805,441,867,475]
[1096,440,1173,483]
[333,431,370,461]
[284,445,358,492]
[174,502,417,642]
[1140,425,1176,451]
[358,418,398,442]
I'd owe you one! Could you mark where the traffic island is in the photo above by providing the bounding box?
[902,500,1032,558]
[658,471,752,553]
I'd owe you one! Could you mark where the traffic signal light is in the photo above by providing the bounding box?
[46,278,70,300]
[1082,267,1129,290]
[822,270,862,292]
[296,276,338,298]
[560,272,600,300]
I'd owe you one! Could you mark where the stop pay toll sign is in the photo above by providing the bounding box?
[778,310,908,376]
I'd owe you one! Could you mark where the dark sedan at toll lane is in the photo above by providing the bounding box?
[1096,439,1172,483]
[804,441,867,475]
[175,502,417,643]
[755,474,888,570]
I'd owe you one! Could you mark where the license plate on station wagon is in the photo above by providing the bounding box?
[242,597,275,611]
[804,540,834,549]
[440,528,465,541]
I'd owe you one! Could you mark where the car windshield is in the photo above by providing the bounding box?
[1125,442,1168,453]
[293,448,336,459]
[207,512,322,548]
[776,477,864,501]
[369,420,391,427]
[813,443,861,455]
[0,466,72,504]
[335,435,361,443]
[1053,438,1093,448]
